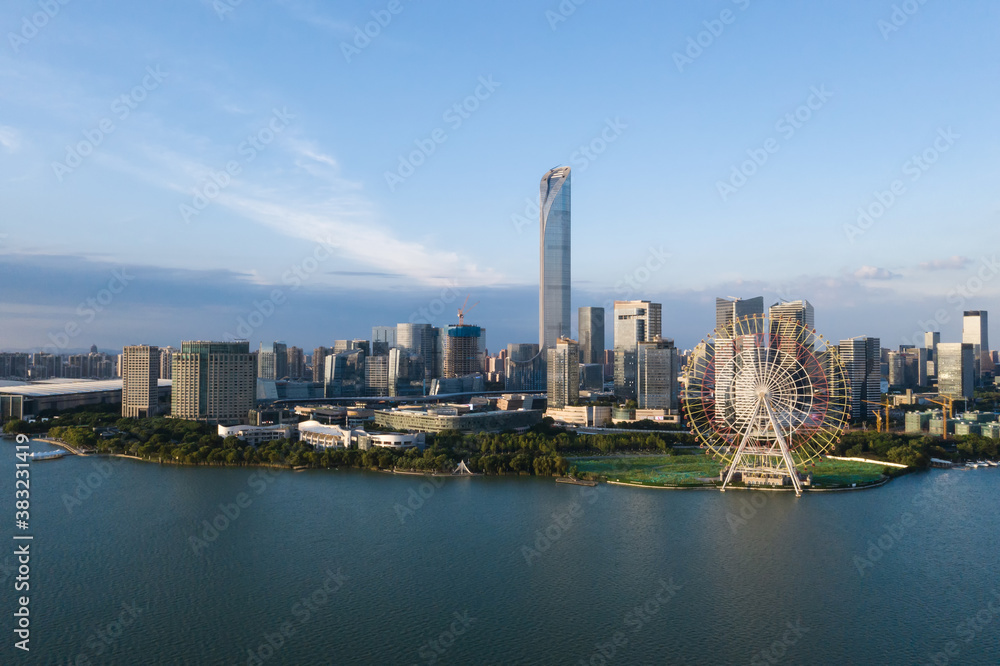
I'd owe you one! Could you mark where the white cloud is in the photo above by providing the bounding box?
[853,265,896,280]
[918,256,971,271]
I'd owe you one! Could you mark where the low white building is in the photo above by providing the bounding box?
[298,420,424,451]
[298,420,361,449]
[217,423,296,446]
[359,432,425,451]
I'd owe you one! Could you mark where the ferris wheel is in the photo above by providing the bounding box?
[683,314,850,496]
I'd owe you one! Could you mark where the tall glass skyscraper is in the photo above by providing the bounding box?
[962,310,989,381]
[539,166,571,352]
[578,306,604,365]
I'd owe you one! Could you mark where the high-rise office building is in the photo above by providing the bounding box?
[770,300,816,350]
[397,323,438,380]
[334,339,370,356]
[924,331,940,377]
[372,326,397,356]
[286,346,306,380]
[613,300,662,399]
[547,338,579,409]
[578,307,605,365]
[324,350,366,398]
[122,345,159,418]
[963,310,989,381]
[839,337,880,421]
[365,355,389,396]
[637,338,679,411]
[937,342,975,400]
[172,341,256,424]
[158,346,176,380]
[539,166,571,352]
[716,296,764,335]
[505,343,546,392]
[312,346,332,383]
[258,341,288,380]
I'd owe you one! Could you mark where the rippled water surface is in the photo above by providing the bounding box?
[2,440,999,664]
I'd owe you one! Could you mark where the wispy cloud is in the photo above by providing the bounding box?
[853,265,897,280]
[0,126,20,152]
[918,256,970,271]
[277,0,353,36]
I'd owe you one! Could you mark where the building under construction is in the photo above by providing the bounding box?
[442,324,485,378]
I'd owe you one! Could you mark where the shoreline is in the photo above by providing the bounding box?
[13,436,910,492]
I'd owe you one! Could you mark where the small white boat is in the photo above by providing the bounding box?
[28,450,67,461]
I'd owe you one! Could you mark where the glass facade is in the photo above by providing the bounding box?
[613,300,662,400]
[578,306,604,365]
[258,341,287,380]
[715,297,763,336]
[505,343,546,391]
[539,167,571,352]
[637,338,678,411]
[838,336,880,420]
[962,310,989,381]
[937,342,974,399]
[547,338,579,409]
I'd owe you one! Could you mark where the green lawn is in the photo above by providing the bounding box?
[572,454,723,486]
[571,453,890,488]
[806,458,888,486]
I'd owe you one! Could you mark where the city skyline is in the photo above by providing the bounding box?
[1,3,999,354]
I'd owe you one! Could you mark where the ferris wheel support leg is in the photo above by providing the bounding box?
[722,398,760,492]
[762,397,802,497]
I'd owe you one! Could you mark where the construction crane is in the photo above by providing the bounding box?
[863,397,892,433]
[923,394,964,440]
[457,295,479,326]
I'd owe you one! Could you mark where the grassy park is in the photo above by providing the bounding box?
[571,452,892,489]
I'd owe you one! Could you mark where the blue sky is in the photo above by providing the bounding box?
[1,0,998,353]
